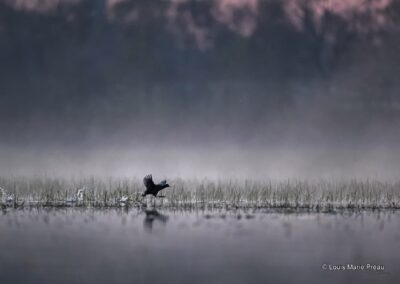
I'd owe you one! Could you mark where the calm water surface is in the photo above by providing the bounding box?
[0,208,399,284]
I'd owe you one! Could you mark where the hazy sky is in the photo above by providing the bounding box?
[1,0,399,179]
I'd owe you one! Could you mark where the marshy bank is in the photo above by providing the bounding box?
[0,176,399,210]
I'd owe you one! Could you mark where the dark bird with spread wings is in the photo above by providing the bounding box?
[142,174,170,197]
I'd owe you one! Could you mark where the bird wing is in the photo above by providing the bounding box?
[143,174,155,189]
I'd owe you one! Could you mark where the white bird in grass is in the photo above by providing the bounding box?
[76,188,86,202]
[65,188,86,204]
[6,195,14,203]
[120,196,129,203]
[119,195,129,206]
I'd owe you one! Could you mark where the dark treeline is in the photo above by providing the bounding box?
[1,0,400,147]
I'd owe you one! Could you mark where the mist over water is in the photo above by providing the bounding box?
[1,144,400,180]
[1,0,400,179]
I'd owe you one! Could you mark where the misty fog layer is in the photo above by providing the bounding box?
[0,0,399,178]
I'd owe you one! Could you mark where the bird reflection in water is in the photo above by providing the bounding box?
[143,209,169,233]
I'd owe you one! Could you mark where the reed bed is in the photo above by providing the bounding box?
[0,176,399,210]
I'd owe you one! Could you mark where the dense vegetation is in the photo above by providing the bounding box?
[1,176,399,210]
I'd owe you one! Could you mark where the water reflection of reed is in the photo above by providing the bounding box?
[143,209,169,232]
